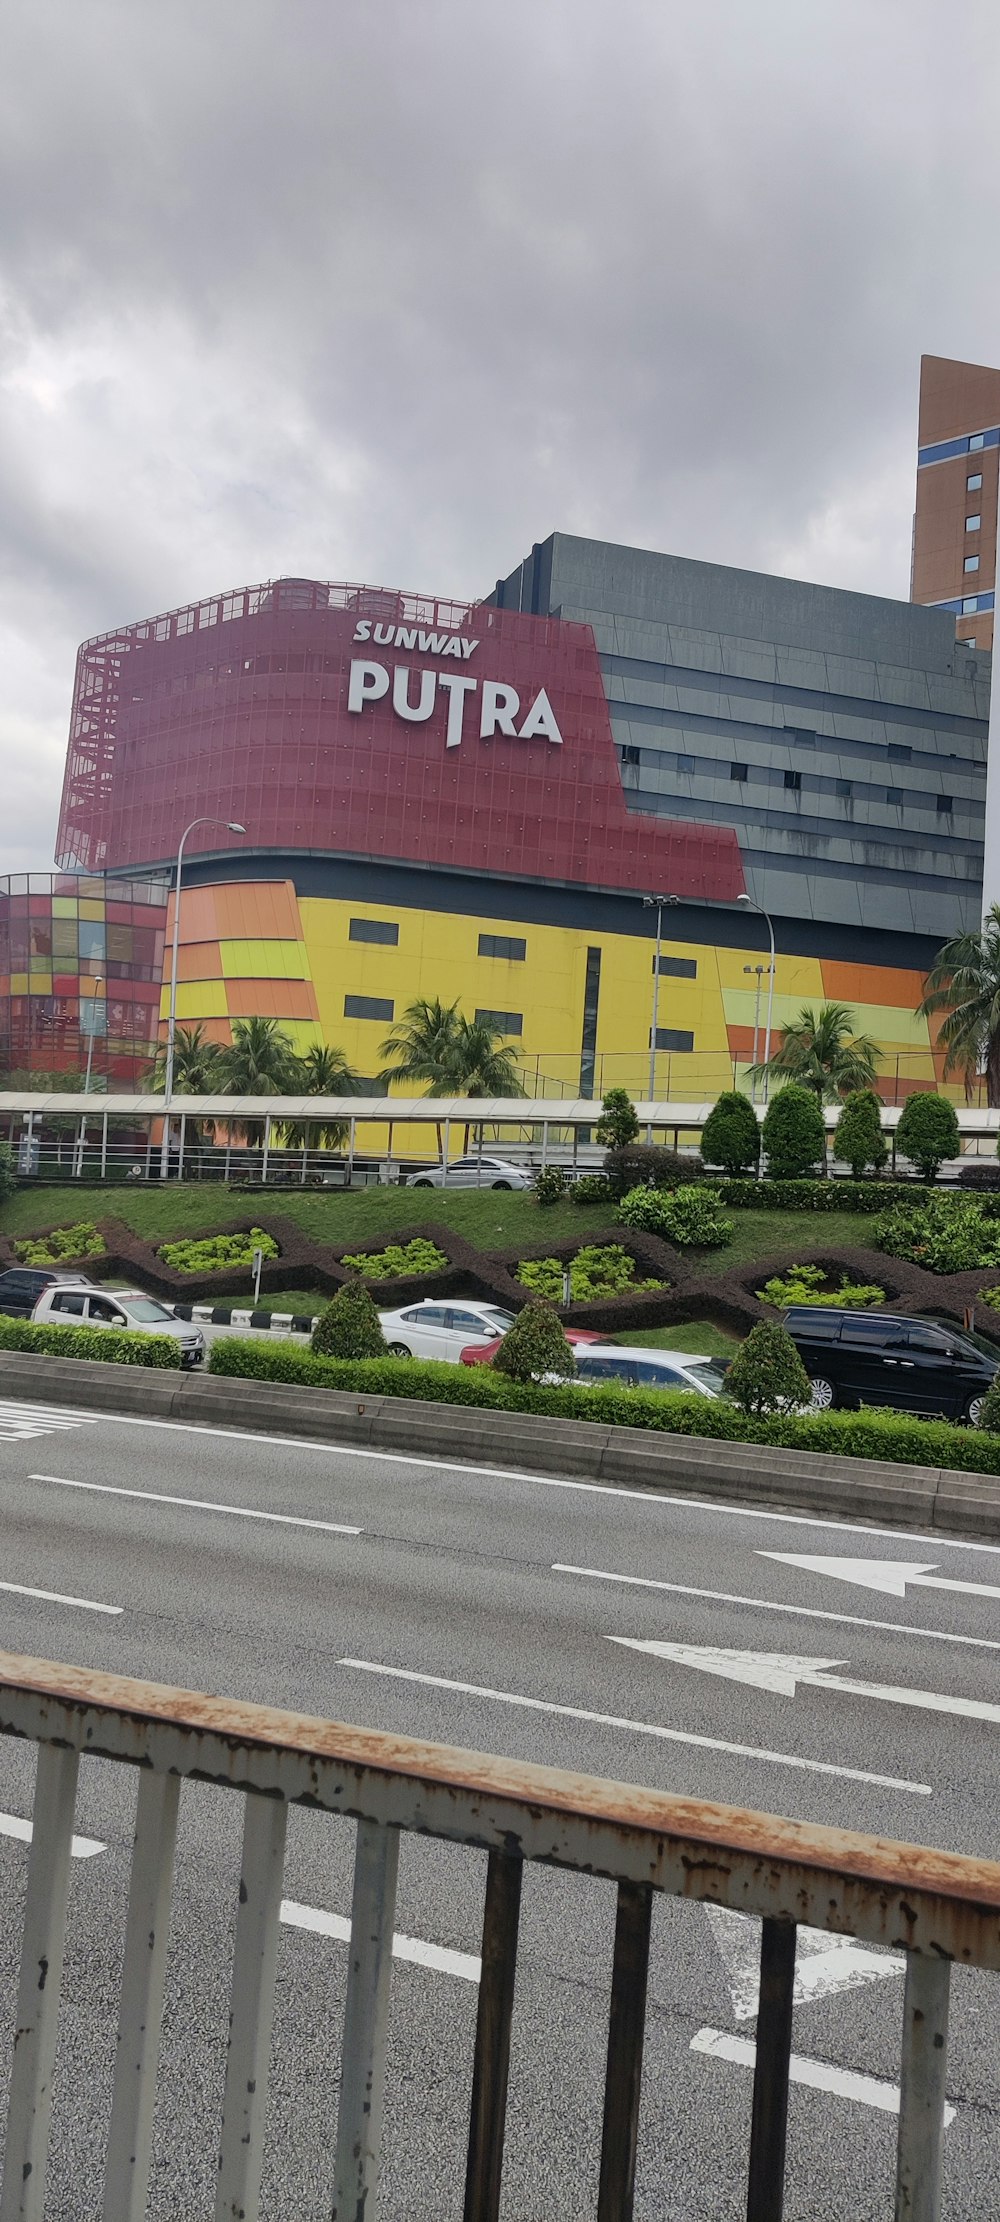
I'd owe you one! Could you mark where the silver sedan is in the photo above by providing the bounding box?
[404,1154,532,1190]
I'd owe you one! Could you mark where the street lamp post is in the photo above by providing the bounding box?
[83,973,104,1096]
[643,893,679,1138]
[160,818,246,1177]
[743,964,765,1098]
[737,893,777,1097]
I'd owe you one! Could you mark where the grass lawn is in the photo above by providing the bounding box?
[696,1208,873,1274]
[609,1320,741,1357]
[0,1184,586,1247]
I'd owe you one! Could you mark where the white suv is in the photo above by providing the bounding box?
[33,1285,205,1368]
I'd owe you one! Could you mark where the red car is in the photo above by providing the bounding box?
[460,1327,604,1366]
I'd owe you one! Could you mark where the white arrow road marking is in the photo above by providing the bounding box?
[763,1550,1000,1604]
[690,2030,956,2124]
[281,1900,480,1982]
[553,1561,1000,1653]
[0,1811,104,1859]
[340,1659,930,1794]
[706,1905,902,2021]
[611,1636,1000,1726]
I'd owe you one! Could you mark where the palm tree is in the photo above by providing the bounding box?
[216,1016,300,1142]
[450,1015,525,1145]
[378,997,465,1093]
[152,1023,222,1094]
[752,1003,881,1104]
[282,1041,363,1151]
[917,906,1000,1105]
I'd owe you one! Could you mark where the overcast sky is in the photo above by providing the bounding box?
[2,0,999,868]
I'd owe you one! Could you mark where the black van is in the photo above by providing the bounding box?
[0,1268,94,1319]
[783,1308,998,1425]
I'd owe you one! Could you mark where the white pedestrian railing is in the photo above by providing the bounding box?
[0,1649,997,2221]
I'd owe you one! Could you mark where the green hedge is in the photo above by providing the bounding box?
[207,1337,1000,1476]
[713,1178,941,1213]
[159,1227,279,1272]
[0,1316,179,1367]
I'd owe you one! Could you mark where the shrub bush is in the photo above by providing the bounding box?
[976,1375,1000,1432]
[0,1141,13,1203]
[311,1280,387,1358]
[701,1091,760,1175]
[871,1195,1000,1273]
[533,1166,568,1207]
[618,1183,733,1248]
[12,1221,106,1265]
[595,1088,640,1149]
[206,1340,1000,1477]
[756,1262,885,1308]
[603,1143,701,1198]
[833,1091,887,1180]
[895,1094,961,1182]
[714,1178,916,1213]
[516,1244,662,1302]
[959,1163,1000,1191]
[761,1085,826,1179]
[159,1226,280,1273]
[0,1315,177,1366]
[724,1321,812,1415]
[340,1238,448,1278]
[491,1299,576,1381]
[569,1173,614,1207]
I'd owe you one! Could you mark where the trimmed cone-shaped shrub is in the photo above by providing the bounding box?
[724,1321,812,1416]
[761,1085,825,1179]
[833,1089,887,1180]
[311,1280,387,1359]
[896,1092,961,1182]
[595,1088,640,1149]
[701,1090,760,1175]
[491,1300,576,1382]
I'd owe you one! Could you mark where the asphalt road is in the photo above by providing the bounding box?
[1,1391,1000,2219]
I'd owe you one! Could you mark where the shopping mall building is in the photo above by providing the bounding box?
[1,531,991,1098]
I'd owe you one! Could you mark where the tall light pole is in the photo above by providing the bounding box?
[83,973,104,1096]
[643,893,679,1133]
[160,817,246,1176]
[737,893,776,1098]
[743,964,765,1099]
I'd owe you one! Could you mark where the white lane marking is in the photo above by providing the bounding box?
[706,1905,902,2021]
[0,1811,104,1859]
[281,1899,480,1982]
[60,1405,1000,1559]
[0,1578,122,1616]
[339,1658,930,1795]
[553,1561,1000,1654]
[690,2028,956,2124]
[764,1550,1000,1604]
[611,1637,1000,1727]
[0,1399,93,1443]
[29,1474,360,1538]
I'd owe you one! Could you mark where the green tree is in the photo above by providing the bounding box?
[216,1017,301,1142]
[761,1084,826,1179]
[701,1090,761,1175]
[725,1321,812,1416]
[311,1280,387,1359]
[595,1088,640,1149]
[378,996,464,1092]
[0,1140,13,1203]
[282,1041,362,1151]
[833,1089,887,1180]
[153,1022,223,1094]
[895,1092,961,1182]
[491,1300,576,1382]
[917,905,1000,1105]
[753,1003,880,1105]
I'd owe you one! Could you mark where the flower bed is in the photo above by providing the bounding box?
[516,1243,663,1302]
[12,1221,106,1266]
[755,1263,885,1308]
[341,1238,448,1279]
[158,1227,280,1273]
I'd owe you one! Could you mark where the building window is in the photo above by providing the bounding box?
[963,595,979,613]
[653,954,697,980]
[344,994,393,1021]
[968,473,983,491]
[787,728,816,746]
[970,432,986,451]
[835,779,852,799]
[349,917,399,946]
[730,762,748,782]
[966,515,982,533]
[475,1008,523,1036]
[936,796,953,816]
[676,753,695,773]
[618,744,640,767]
[478,933,526,962]
[651,1027,695,1053]
[888,743,911,761]
[580,947,601,1097]
[886,787,904,805]
[783,768,802,792]
[964,554,980,573]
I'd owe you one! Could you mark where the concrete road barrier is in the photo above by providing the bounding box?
[0,1347,997,1539]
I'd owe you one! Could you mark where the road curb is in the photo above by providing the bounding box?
[2,1350,999,1539]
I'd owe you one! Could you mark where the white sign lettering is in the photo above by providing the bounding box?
[347,659,564,750]
[353,619,479,661]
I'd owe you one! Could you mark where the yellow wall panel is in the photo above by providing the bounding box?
[218,938,310,981]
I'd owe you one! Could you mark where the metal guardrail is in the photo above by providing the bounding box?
[0,1652,996,2222]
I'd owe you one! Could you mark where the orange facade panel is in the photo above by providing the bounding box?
[820,960,927,1008]
[174,941,222,983]
[167,879,302,945]
[224,978,319,1021]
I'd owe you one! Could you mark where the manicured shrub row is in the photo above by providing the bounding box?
[205,1337,1000,1477]
[12,1221,106,1265]
[340,1238,448,1279]
[0,1315,178,1367]
[711,1179,953,1213]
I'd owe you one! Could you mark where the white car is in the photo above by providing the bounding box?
[33,1284,206,1368]
[378,1298,517,1361]
[404,1155,532,1190]
[568,1345,730,1397]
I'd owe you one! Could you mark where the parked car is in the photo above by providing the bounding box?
[378,1298,517,1361]
[0,1267,96,1318]
[32,1284,206,1369]
[460,1327,604,1366]
[783,1307,997,1424]
[568,1344,731,1397]
[404,1155,532,1191]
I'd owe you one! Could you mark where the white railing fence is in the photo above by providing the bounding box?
[0,1651,997,2222]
